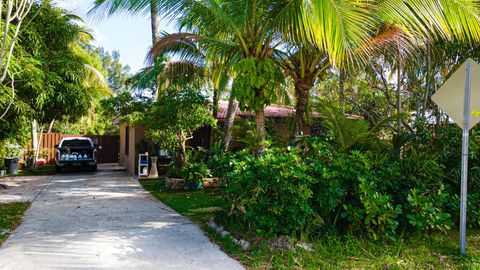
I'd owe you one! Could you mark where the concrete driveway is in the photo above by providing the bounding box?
[0,167,244,270]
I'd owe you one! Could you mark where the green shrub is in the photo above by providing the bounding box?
[406,185,453,232]
[181,162,211,185]
[167,162,183,178]
[400,149,446,188]
[341,179,402,241]
[224,148,315,236]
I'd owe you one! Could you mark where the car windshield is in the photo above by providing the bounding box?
[61,139,92,148]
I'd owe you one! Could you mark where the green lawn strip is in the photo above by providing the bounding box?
[15,166,56,177]
[138,179,480,269]
[0,202,31,245]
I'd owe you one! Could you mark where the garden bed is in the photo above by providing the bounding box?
[0,202,30,246]
[139,178,480,269]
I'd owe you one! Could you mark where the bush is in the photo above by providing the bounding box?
[167,162,183,178]
[224,148,315,236]
[181,162,211,185]
[342,179,402,241]
[406,185,453,232]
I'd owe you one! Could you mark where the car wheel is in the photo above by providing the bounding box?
[55,165,61,173]
[90,165,98,172]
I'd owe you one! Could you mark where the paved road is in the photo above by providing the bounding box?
[0,168,243,270]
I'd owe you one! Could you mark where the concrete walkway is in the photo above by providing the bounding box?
[0,168,243,270]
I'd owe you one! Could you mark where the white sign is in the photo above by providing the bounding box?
[432,59,480,130]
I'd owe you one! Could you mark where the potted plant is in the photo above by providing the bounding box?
[165,162,187,190]
[181,162,211,190]
[4,141,23,175]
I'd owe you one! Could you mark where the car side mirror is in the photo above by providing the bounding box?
[94,144,102,150]
[54,144,59,148]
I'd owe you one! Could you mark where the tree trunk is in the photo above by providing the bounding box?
[150,0,161,45]
[294,77,313,137]
[339,69,345,110]
[222,91,238,151]
[30,120,44,171]
[175,132,187,168]
[31,119,38,159]
[47,119,55,134]
[255,107,266,153]
[209,86,220,147]
[396,54,402,135]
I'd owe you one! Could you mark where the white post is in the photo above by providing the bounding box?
[460,60,472,255]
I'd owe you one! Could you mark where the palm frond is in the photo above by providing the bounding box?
[88,0,152,21]
[380,0,480,44]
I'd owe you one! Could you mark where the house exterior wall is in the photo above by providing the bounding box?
[119,123,154,176]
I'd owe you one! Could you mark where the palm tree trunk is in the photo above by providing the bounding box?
[212,87,219,119]
[210,87,220,146]
[396,50,402,135]
[339,69,345,110]
[223,91,238,151]
[150,0,161,44]
[255,107,266,153]
[294,78,313,137]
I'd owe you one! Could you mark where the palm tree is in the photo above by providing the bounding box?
[158,0,375,151]
[281,44,329,137]
[89,0,162,44]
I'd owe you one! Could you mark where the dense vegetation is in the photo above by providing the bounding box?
[0,2,130,164]
[3,0,480,266]
[92,0,480,255]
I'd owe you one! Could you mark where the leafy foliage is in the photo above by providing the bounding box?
[233,58,284,111]
[406,185,453,232]
[224,148,315,236]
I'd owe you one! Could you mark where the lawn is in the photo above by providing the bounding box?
[15,166,56,177]
[139,178,480,270]
[0,202,30,245]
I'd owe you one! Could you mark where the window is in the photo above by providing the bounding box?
[61,139,92,148]
[125,126,130,155]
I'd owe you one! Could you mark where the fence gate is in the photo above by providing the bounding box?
[28,133,120,164]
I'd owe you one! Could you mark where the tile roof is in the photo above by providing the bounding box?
[217,101,321,119]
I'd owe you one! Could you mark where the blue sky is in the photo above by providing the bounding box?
[54,0,176,73]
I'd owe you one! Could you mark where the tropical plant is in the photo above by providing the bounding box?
[181,162,211,186]
[406,185,453,232]
[157,0,377,150]
[224,148,315,236]
[0,0,35,120]
[317,102,408,152]
[142,87,215,167]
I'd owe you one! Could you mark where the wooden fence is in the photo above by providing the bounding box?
[27,133,120,165]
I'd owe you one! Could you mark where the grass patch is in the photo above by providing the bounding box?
[15,166,55,177]
[0,202,30,245]
[140,179,225,223]
[20,165,56,176]
[139,178,480,269]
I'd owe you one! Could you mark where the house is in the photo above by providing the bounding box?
[119,102,321,176]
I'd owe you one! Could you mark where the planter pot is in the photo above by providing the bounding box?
[4,158,19,175]
[202,178,224,188]
[148,156,159,178]
[165,177,186,191]
[188,182,202,190]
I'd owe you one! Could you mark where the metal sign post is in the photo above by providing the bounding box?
[432,59,480,255]
[460,60,472,255]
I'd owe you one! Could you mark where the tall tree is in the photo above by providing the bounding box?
[14,3,110,168]
[0,0,35,120]
[159,0,375,151]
